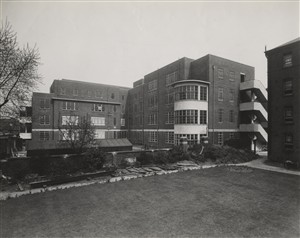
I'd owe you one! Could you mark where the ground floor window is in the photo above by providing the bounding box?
[39,131,50,141]
[217,132,223,145]
[165,132,174,144]
[175,134,198,145]
[149,131,158,143]
[95,129,105,139]
[284,133,293,150]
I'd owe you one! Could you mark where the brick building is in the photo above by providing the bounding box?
[27,79,130,154]
[127,54,268,150]
[265,38,300,164]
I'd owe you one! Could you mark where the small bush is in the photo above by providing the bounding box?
[82,147,106,172]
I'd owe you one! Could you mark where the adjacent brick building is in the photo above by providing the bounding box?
[265,38,300,164]
[27,79,130,154]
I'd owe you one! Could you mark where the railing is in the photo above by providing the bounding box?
[240,102,268,122]
[240,80,267,102]
[239,123,268,142]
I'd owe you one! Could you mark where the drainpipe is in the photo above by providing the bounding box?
[212,65,216,144]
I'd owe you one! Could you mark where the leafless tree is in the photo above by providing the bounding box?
[58,113,96,153]
[0,21,41,117]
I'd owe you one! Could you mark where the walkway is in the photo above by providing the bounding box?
[243,152,300,176]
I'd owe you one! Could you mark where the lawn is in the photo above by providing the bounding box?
[1,167,300,237]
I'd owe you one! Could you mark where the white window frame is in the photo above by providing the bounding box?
[61,116,79,126]
[91,117,105,126]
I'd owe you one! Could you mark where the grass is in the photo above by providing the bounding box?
[1,167,300,237]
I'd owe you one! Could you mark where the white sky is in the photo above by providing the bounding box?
[1,1,299,92]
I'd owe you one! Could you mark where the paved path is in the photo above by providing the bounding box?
[243,154,300,176]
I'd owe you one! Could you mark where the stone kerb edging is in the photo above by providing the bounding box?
[0,163,245,201]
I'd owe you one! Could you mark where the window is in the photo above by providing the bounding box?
[40,99,50,109]
[166,72,177,86]
[200,86,207,101]
[96,91,102,98]
[218,69,224,79]
[59,130,78,141]
[148,80,158,92]
[148,93,157,108]
[240,73,245,82]
[95,129,105,139]
[218,88,224,101]
[39,131,50,141]
[175,85,198,101]
[165,132,174,144]
[284,107,293,124]
[113,117,117,126]
[91,117,105,126]
[148,114,157,125]
[121,118,125,126]
[122,95,125,100]
[60,88,66,95]
[111,93,115,99]
[285,133,293,150]
[166,112,174,124]
[61,116,79,126]
[166,92,174,104]
[200,110,207,124]
[62,101,78,110]
[39,115,50,125]
[218,132,223,145]
[229,89,234,102]
[229,110,234,123]
[229,71,235,81]
[134,104,138,113]
[175,110,198,124]
[218,109,223,123]
[175,134,198,146]
[149,131,157,142]
[229,132,235,139]
[283,79,293,96]
[134,93,138,99]
[113,105,117,112]
[73,89,78,96]
[283,54,292,67]
[88,90,92,97]
[92,104,105,112]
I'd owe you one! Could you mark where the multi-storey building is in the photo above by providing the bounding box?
[27,79,130,154]
[265,38,300,164]
[127,54,268,150]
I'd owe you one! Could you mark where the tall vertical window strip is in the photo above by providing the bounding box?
[175,110,198,124]
[200,110,207,124]
[175,85,198,101]
[218,109,223,123]
[229,110,234,122]
[229,89,234,102]
[148,80,158,92]
[73,89,78,96]
[218,69,224,79]
[218,88,224,101]
[284,79,293,95]
[148,93,157,108]
[200,86,207,101]
[166,112,174,124]
[218,132,223,145]
[229,71,235,81]
[148,114,157,125]
[166,72,177,86]
[283,54,292,67]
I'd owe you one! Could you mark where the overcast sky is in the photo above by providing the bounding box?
[1,1,299,92]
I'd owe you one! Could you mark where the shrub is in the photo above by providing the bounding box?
[224,138,250,150]
[82,147,106,172]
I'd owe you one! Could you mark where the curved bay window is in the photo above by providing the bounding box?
[175,110,198,124]
[175,85,198,101]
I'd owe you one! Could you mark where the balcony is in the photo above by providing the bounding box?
[240,102,267,122]
[240,80,267,102]
[240,124,268,142]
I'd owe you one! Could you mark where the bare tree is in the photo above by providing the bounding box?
[0,21,41,117]
[58,113,96,153]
